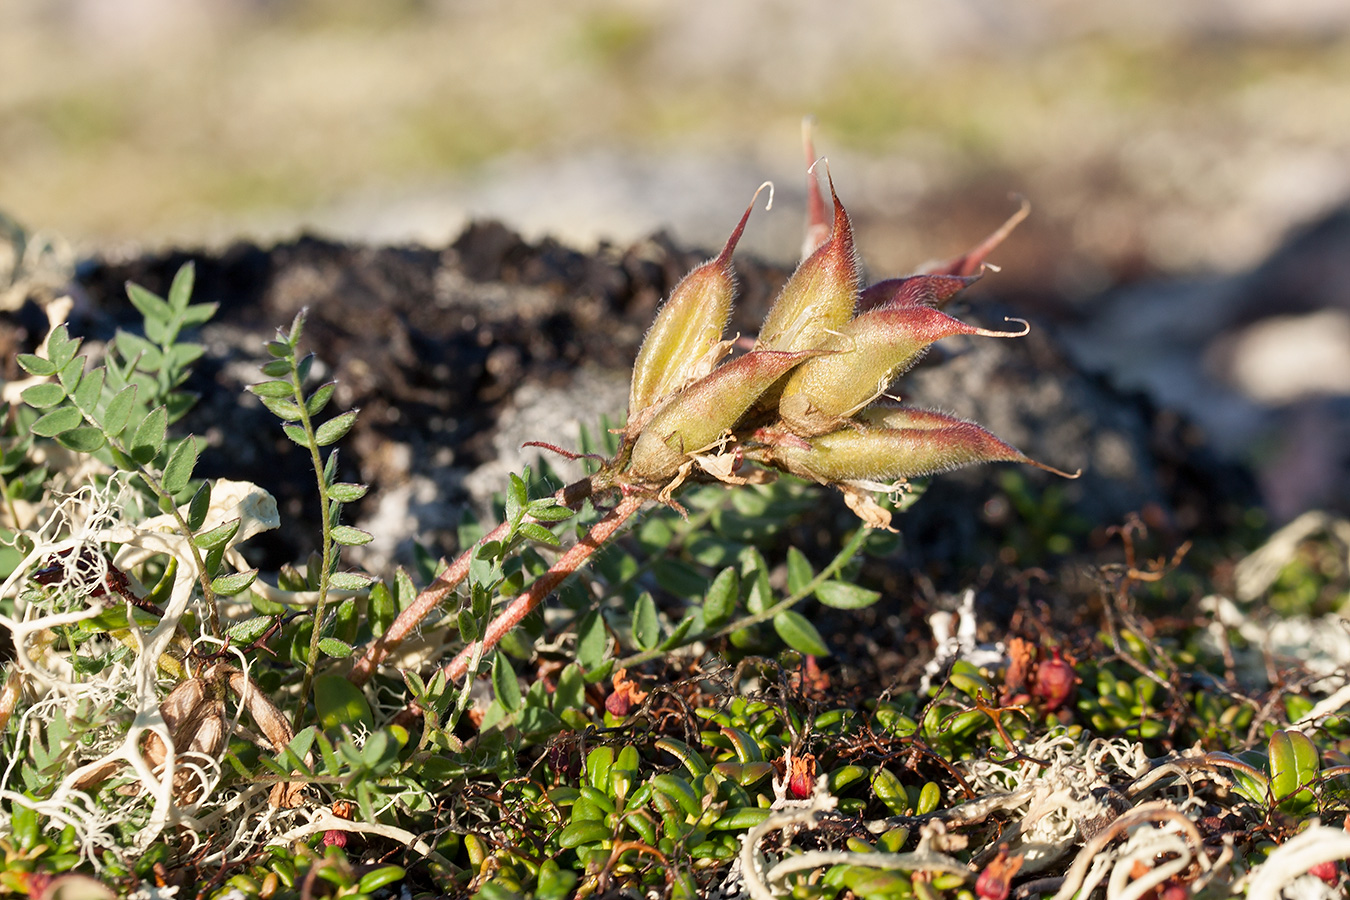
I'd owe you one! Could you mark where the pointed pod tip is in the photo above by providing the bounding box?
[967,317,1031,339]
[1026,458,1082,480]
[714,181,775,267]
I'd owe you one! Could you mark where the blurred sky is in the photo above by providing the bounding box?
[2,0,1349,288]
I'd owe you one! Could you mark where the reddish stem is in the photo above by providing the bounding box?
[444,492,644,683]
[347,520,511,686]
[348,476,601,687]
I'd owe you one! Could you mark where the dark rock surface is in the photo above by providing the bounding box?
[38,221,1255,584]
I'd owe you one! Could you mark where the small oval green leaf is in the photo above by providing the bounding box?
[103,385,138,437]
[632,592,660,650]
[20,382,66,409]
[314,411,358,447]
[815,580,882,610]
[329,525,372,547]
[702,566,739,629]
[57,427,106,453]
[326,482,368,503]
[773,610,829,656]
[211,570,257,596]
[131,406,168,464]
[161,437,198,495]
[357,866,405,894]
[492,650,522,713]
[32,406,83,437]
[318,637,353,659]
[314,674,374,731]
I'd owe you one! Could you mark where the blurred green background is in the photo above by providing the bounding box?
[2,0,1348,287]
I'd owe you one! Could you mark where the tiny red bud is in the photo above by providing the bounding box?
[604,668,648,717]
[1310,860,1340,887]
[323,829,348,848]
[1158,880,1189,900]
[785,753,817,799]
[1033,651,1077,712]
[975,847,1023,900]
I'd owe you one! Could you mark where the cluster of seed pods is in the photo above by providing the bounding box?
[606,141,1074,529]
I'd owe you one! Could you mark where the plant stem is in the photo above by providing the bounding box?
[347,475,599,687]
[290,366,339,725]
[346,519,510,687]
[443,492,644,683]
[614,523,871,670]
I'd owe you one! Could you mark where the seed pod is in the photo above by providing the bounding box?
[800,117,831,259]
[627,349,814,483]
[755,173,859,353]
[628,184,770,425]
[921,198,1030,277]
[856,272,980,314]
[752,412,1076,484]
[777,306,1029,436]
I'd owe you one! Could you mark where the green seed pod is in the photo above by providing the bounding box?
[627,349,815,484]
[751,411,1076,485]
[777,305,1029,436]
[628,184,770,424]
[755,173,859,353]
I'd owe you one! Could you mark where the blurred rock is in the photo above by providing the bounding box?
[1062,202,1350,521]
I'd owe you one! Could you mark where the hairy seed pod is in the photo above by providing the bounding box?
[628,184,770,424]
[777,306,1029,436]
[753,413,1075,484]
[856,272,980,314]
[755,173,859,354]
[627,349,815,483]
